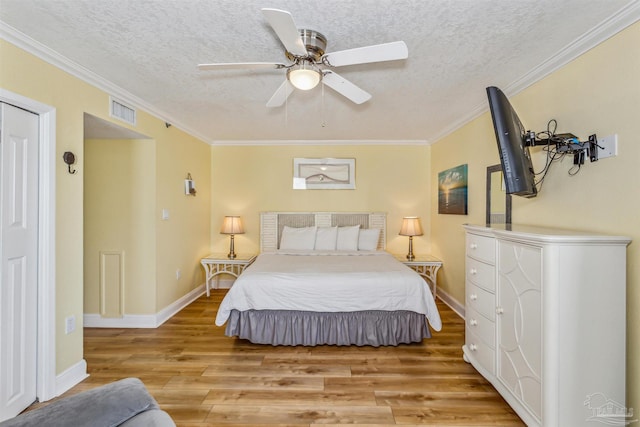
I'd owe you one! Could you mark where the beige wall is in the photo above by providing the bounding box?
[430,22,640,412]
[0,40,211,374]
[155,125,211,310]
[210,144,432,256]
[431,115,498,303]
[84,138,157,315]
[489,170,505,216]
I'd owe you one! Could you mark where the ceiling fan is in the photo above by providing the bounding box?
[198,8,408,107]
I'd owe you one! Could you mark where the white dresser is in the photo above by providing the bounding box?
[463,224,630,427]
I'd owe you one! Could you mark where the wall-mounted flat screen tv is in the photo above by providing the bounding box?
[486,86,537,198]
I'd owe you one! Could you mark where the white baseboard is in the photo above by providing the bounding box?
[56,359,88,397]
[436,288,465,319]
[155,283,206,326]
[83,313,158,328]
[84,283,206,328]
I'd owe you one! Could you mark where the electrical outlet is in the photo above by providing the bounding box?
[65,315,75,334]
[176,269,181,280]
[597,134,618,159]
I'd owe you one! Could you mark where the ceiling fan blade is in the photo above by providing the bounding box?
[261,8,308,57]
[197,62,287,71]
[321,41,408,67]
[321,72,371,105]
[266,80,295,108]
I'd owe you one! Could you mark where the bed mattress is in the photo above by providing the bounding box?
[215,251,442,331]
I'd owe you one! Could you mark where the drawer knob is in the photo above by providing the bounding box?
[470,268,477,275]
[470,344,478,351]
[496,307,504,315]
[470,294,478,301]
[470,243,478,250]
[470,319,478,326]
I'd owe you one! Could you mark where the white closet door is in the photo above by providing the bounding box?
[0,102,39,421]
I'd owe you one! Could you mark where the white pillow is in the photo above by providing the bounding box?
[315,226,338,250]
[280,226,317,250]
[358,228,380,251]
[336,225,360,251]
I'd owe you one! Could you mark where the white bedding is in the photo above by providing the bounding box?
[215,251,442,331]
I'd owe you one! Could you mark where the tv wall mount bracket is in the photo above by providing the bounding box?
[526,132,600,165]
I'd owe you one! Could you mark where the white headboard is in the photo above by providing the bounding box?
[260,212,386,252]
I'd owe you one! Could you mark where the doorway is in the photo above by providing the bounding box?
[82,113,152,324]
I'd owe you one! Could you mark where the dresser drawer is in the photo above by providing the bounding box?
[466,281,495,321]
[465,305,495,348]
[466,257,495,292]
[466,233,495,264]
[465,329,495,376]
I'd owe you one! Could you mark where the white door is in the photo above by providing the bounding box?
[0,102,39,420]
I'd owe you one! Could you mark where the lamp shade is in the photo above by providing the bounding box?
[399,217,423,236]
[287,61,322,91]
[220,216,244,235]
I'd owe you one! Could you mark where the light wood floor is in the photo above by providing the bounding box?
[69,290,524,426]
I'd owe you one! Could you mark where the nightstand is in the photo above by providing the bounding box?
[392,253,443,297]
[200,253,256,296]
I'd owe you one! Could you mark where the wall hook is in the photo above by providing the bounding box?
[63,152,77,174]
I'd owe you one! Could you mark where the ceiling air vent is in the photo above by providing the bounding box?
[109,97,136,126]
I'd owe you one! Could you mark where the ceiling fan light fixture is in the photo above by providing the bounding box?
[287,61,322,90]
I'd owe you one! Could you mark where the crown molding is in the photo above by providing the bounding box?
[427,1,640,144]
[1,22,426,147]
[211,139,430,146]
[0,21,211,144]
[505,0,640,96]
[2,1,638,147]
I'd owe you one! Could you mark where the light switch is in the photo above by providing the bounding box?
[65,315,75,334]
[162,209,169,220]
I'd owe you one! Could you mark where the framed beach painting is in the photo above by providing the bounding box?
[438,164,468,215]
[293,158,355,190]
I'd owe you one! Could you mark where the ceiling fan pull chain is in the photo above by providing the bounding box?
[321,81,327,127]
[284,89,288,128]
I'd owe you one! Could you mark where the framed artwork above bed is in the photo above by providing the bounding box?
[293,158,355,190]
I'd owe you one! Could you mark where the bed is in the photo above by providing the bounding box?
[214,212,442,346]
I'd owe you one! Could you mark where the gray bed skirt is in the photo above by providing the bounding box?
[224,309,432,347]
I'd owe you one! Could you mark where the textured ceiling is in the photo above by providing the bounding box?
[1,0,638,144]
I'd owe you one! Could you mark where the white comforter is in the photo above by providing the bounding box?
[215,251,442,331]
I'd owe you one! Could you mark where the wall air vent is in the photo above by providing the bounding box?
[109,97,137,126]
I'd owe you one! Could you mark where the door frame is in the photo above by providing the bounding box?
[0,89,56,401]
